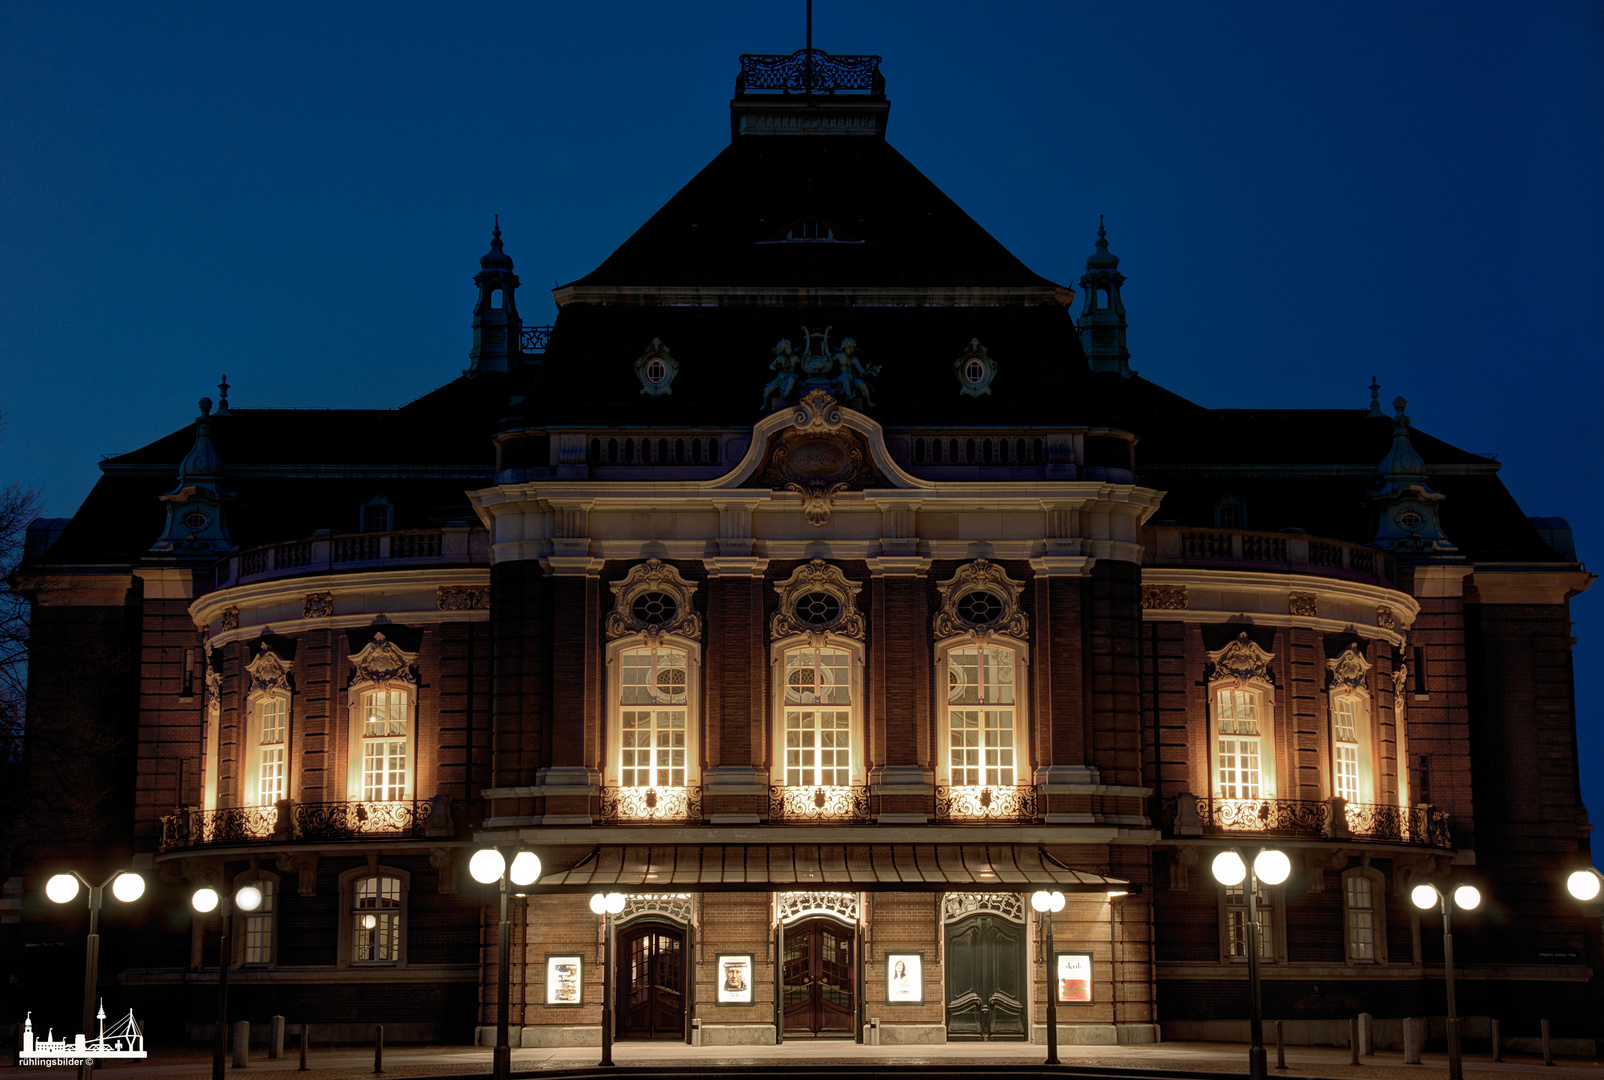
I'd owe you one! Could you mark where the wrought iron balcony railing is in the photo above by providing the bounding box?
[768,785,872,824]
[1158,794,1451,848]
[519,325,551,354]
[735,49,885,97]
[935,784,1041,824]
[158,797,449,852]
[598,785,703,824]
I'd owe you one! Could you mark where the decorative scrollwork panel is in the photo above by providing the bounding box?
[598,786,702,823]
[767,785,871,823]
[777,890,860,925]
[942,891,1025,924]
[935,784,1040,823]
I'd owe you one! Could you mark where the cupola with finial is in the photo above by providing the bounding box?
[468,216,523,374]
[151,396,235,556]
[1371,396,1456,556]
[1079,217,1132,377]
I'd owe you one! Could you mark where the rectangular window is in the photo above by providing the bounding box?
[619,649,688,787]
[785,648,852,787]
[948,646,1017,786]
[1346,875,1375,961]
[360,690,408,801]
[352,876,401,963]
[259,698,287,806]
[244,879,275,964]
[1412,645,1427,695]
[1333,697,1360,803]
[1225,882,1271,960]
[1216,688,1263,800]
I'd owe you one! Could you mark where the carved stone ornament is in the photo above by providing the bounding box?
[777,890,860,926]
[303,591,334,619]
[204,665,222,710]
[349,632,418,687]
[933,559,1028,640]
[634,338,680,397]
[437,585,489,611]
[245,643,293,696]
[1327,642,1372,692]
[953,339,999,397]
[429,848,457,895]
[1207,631,1275,686]
[1375,605,1396,630]
[221,606,240,631]
[942,891,1025,924]
[749,390,886,527]
[619,893,694,926]
[1288,591,1319,618]
[771,559,866,642]
[1142,584,1188,610]
[275,852,317,897]
[1392,664,1409,699]
[605,558,702,642]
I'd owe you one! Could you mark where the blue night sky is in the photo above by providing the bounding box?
[2,4,1601,829]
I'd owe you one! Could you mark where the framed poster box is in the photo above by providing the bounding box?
[545,954,584,1006]
[715,952,754,1005]
[886,951,923,1004]
[1054,952,1093,1004]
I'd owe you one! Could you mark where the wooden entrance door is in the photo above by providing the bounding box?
[944,913,1026,1040]
[781,918,855,1036]
[617,923,685,1039]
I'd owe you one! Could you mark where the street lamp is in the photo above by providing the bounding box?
[1210,848,1291,1080]
[589,892,625,1067]
[190,884,262,1080]
[44,869,145,1080]
[470,846,541,1080]
[1565,867,1602,902]
[1030,890,1066,1065]
[1410,881,1481,1080]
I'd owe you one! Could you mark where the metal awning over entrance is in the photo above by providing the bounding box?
[534,844,1128,892]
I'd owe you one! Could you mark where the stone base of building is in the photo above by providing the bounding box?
[1032,1023,1160,1045]
[1160,1018,1593,1057]
[863,1022,946,1044]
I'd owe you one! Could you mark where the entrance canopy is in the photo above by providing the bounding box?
[535,843,1128,893]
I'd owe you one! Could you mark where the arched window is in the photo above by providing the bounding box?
[242,644,293,815]
[360,497,393,533]
[1096,288,1109,310]
[338,865,410,967]
[619,646,689,788]
[1342,866,1387,963]
[345,633,418,805]
[945,645,1018,786]
[769,561,867,797]
[1327,643,1376,810]
[783,645,854,786]
[1206,633,1278,805]
[233,869,280,968]
[257,697,287,806]
[489,288,503,310]
[1214,496,1245,530]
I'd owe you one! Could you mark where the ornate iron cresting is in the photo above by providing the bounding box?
[519,325,551,353]
[294,800,433,840]
[935,784,1041,823]
[735,50,885,96]
[1204,797,1330,837]
[1159,795,1452,848]
[768,784,872,823]
[158,806,278,852]
[598,785,703,823]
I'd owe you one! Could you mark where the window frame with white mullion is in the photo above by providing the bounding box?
[937,638,1028,789]
[232,869,280,969]
[606,632,702,791]
[1221,879,1280,963]
[345,680,417,805]
[242,690,293,809]
[768,634,865,790]
[1328,689,1375,806]
[1341,866,1388,964]
[1208,677,1278,804]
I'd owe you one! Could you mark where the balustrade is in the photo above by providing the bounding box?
[597,786,702,823]
[935,784,1041,823]
[1158,794,1451,848]
[767,785,872,823]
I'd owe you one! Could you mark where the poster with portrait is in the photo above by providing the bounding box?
[1055,952,1093,1003]
[886,952,923,1003]
[716,953,754,1005]
[546,955,583,1006]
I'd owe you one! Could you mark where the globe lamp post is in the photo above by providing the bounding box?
[44,869,145,1080]
[1030,890,1066,1064]
[589,892,625,1067]
[1211,848,1290,1080]
[1565,867,1602,902]
[1410,881,1481,1080]
[470,847,541,1080]
[190,883,262,1080]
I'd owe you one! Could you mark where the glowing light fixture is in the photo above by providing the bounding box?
[1451,885,1481,911]
[362,913,378,930]
[1253,850,1292,886]
[111,872,146,903]
[589,893,607,915]
[509,851,542,887]
[470,848,506,885]
[192,887,220,913]
[45,873,81,904]
[1211,851,1247,887]
[1411,884,1438,910]
[1567,869,1602,901]
[235,885,263,913]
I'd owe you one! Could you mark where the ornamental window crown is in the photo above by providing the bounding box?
[933,559,1027,641]
[606,558,702,642]
[771,559,865,642]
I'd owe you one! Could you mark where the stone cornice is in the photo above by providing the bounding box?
[1139,566,1418,647]
[1465,568,1594,605]
[551,283,1075,309]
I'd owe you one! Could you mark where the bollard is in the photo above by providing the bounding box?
[373,1025,383,1074]
[690,1018,701,1048]
[268,1016,284,1061]
[1403,1017,1424,1065]
[1275,1020,1287,1070]
[1359,1012,1374,1057]
[1541,1019,1553,1066]
[1491,1019,1501,1062]
[1350,1018,1360,1065]
[298,1025,309,1072]
[232,1021,249,1069]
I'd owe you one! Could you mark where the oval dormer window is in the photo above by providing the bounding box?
[645,357,668,385]
[1397,510,1424,530]
[183,511,210,531]
[795,591,843,629]
[963,357,987,386]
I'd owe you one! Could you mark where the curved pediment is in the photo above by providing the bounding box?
[716,389,931,495]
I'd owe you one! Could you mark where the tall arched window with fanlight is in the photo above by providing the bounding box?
[344,633,419,806]
[1206,632,1279,807]
[783,645,854,787]
[1327,642,1377,815]
[242,643,294,822]
[946,645,1017,787]
[619,646,689,789]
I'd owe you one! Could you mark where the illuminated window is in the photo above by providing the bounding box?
[1224,881,1272,961]
[1342,868,1387,963]
[352,875,402,964]
[360,689,409,801]
[947,646,1017,787]
[258,698,286,806]
[784,647,853,786]
[1333,697,1360,802]
[1215,687,1263,800]
[619,648,688,788]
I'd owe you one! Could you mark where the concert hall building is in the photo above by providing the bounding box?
[9,47,1598,1051]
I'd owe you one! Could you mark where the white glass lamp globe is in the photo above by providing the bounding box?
[362,914,378,930]
[1030,890,1052,912]
[1452,885,1481,911]
[606,893,626,915]
[1050,892,1065,913]
[1410,884,1439,910]
[111,873,145,903]
[469,848,506,885]
[589,893,607,915]
[509,851,541,887]
[235,885,263,912]
[45,873,81,904]
[1567,869,1602,901]
[1254,850,1292,886]
[192,887,220,913]
[1211,851,1247,887]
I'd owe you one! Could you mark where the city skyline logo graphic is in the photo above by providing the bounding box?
[17,1001,147,1067]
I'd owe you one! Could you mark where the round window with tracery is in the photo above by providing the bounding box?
[645,357,668,384]
[794,591,842,629]
[182,511,210,531]
[631,590,679,626]
[956,590,1004,626]
[1396,510,1424,530]
[963,357,986,385]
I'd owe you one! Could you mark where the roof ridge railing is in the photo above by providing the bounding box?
[735,49,885,97]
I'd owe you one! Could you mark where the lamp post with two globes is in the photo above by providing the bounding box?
[190,883,264,1080]
[1210,848,1291,1080]
[468,847,542,1080]
[1409,881,1481,1080]
[1029,890,1066,1064]
[589,892,625,1067]
[44,869,146,1080]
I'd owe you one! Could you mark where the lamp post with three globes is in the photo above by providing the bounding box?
[44,869,146,1080]
[1409,881,1481,1080]
[1210,848,1291,1080]
[589,892,626,1067]
[468,847,542,1080]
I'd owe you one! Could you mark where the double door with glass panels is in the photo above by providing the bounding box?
[781,918,855,1037]
[617,923,685,1039]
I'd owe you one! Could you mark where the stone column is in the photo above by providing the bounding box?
[867,555,932,821]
